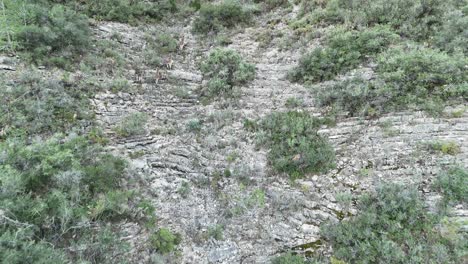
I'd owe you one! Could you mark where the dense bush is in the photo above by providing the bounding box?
[289,26,398,83]
[150,228,182,254]
[300,0,453,41]
[80,0,176,23]
[15,4,91,66]
[0,133,130,263]
[433,166,467,206]
[321,184,465,263]
[312,45,467,116]
[0,71,92,136]
[258,111,335,178]
[375,45,467,111]
[254,0,290,11]
[0,229,67,263]
[200,48,255,98]
[69,227,131,264]
[0,0,28,51]
[192,0,254,34]
[313,77,385,116]
[434,9,468,55]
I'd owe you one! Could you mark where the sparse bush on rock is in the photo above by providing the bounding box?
[113,112,149,137]
[258,111,335,178]
[200,48,255,98]
[150,228,182,254]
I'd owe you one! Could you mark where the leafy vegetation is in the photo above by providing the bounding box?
[0,134,131,263]
[427,141,462,155]
[292,0,467,116]
[433,166,467,206]
[297,0,460,41]
[60,0,177,24]
[192,0,255,34]
[321,184,466,263]
[271,253,308,264]
[150,228,182,254]
[8,2,91,67]
[113,112,149,137]
[375,46,467,110]
[208,224,224,241]
[257,111,335,178]
[0,70,93,137]
[186,119,203,133]
[434,8,468,55]
[200,48,255,98]
[254,0,291,11]
[314,77,383,116]
[289,26,398,83]
[2,0,466,262]
[312,45,467,116]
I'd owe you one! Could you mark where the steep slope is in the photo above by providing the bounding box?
[90,6,468,263]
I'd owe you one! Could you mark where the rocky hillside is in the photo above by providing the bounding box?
[1,1,467,263]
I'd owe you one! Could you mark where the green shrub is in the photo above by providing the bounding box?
[69,227,130,264]
[144,31,178,55]
[321,184,464,263]
[433,167,467,206]
[0,71,92,136]
[82,0,176,23]
[376,45,467,110]
[314,45,467,116]
[313,77,384,116]
[89,190,133,220]
[15,4,90,66]
[113,112,149,137]
[177,182,191,198]
[305,0,451,41]
[0,133,129,262]
[150,228,182,254]
[271,253,307,264]
[200,48,255,98]
[427,141,461,155]
[254,0,291,11]
[0,229,67,264]
[289,26,398,83]
[434,9,468,55]
[108,78,131,93]
[285,97,304,108]
[258,111,335,178]
[192,0,254,34]
[186,119,203,132]
[0,133,126,197]
[208,224,224,241]
[0,0,29,51]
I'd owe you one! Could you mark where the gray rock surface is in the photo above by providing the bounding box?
[88,7,468,264]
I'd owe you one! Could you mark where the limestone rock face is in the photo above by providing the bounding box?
[88,9,468,264]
